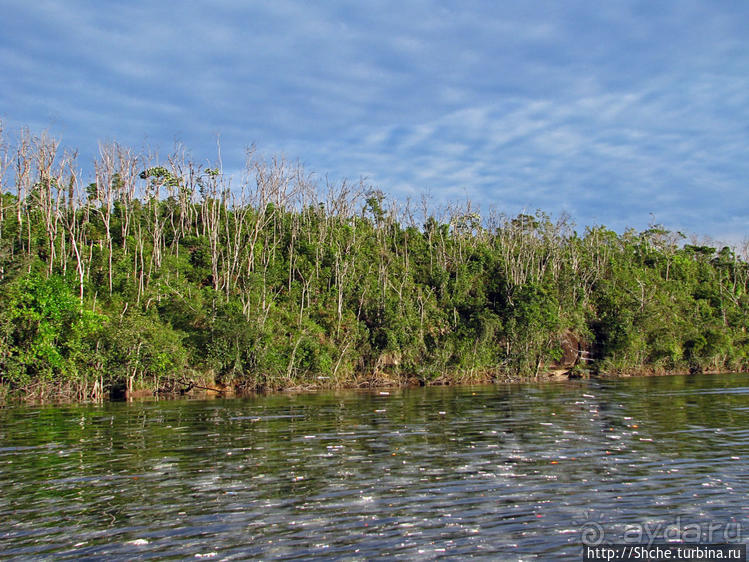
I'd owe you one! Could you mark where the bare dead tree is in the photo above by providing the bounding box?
[29,133,64,277]
[59,162,87,301]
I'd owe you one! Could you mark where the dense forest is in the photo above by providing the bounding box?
[0,125,747,401]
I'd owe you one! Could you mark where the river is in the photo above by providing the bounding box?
[1,373,748,559]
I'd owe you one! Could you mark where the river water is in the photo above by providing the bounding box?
[1,373,748,560]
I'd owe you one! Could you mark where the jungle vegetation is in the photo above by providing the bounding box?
[0,125,747,401]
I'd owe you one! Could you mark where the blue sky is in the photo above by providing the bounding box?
[1,1,748,243]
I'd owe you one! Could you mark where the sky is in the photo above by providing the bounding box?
[1,0,748,243]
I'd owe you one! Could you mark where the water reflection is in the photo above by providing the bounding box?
[2,374,749,559]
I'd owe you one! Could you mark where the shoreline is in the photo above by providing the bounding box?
[2,367,745,407]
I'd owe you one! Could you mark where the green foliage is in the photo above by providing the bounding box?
[1,130,748,401]
[0,274,104,385]
[101,310,187,389]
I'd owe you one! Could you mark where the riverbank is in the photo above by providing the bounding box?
[1,365,744,406]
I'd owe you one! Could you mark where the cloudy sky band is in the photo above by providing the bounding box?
[1,1,747,242]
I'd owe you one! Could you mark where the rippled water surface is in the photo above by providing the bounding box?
[2,374,749,559]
